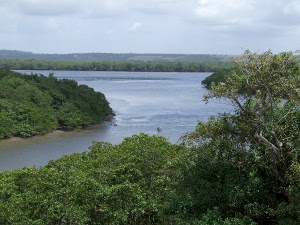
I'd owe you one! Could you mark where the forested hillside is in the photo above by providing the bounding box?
[0,50,235,72]
[0,49,234,62]
[0,50,300,224]
[0,70,113,139]
[0,59,233,72]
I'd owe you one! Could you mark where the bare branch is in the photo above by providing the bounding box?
[254,131,280,155]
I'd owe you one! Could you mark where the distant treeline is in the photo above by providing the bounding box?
[0,49,234,62]
[0,59,233,72]
[0,70,113,139]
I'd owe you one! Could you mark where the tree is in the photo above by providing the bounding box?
[204,50,300,182]
[182,50,300,223]
[201,68,236,88]
[0,70,113,139]
[0,134,194,224]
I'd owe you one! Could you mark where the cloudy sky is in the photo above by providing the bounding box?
[1,0,300,54]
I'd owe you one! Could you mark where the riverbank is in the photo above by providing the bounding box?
[0,119,114,145]
[0,130,64,144]
[0,71,229,171]
[0,69,114,139]
[0,121,115,171]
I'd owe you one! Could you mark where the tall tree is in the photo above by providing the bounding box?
[204,50,300,182]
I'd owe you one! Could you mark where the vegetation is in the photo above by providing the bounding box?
[202,50,300,88]
[0,59,233,72]
[183,50,300,224]
[0,50,300,224]
[201,68,236,88]
[0,49,234,62]
[0,70,113,139]
[0,134,195,224]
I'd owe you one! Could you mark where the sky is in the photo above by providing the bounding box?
[1,0,300,54]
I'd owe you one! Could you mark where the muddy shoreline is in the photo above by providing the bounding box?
[0,118,114,145]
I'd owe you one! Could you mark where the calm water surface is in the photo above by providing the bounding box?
[0,71,232,171]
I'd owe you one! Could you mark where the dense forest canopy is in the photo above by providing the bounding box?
[0,50,300,224]
[0,70,113,139]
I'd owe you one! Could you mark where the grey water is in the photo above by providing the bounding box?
[0,71,232,171]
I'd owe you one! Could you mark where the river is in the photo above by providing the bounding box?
[0,71,232,171]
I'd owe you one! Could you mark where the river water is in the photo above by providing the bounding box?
[0,71,232,171]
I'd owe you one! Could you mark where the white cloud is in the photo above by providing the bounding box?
[0,0,300,54]
[16,0,79,16]
[194,0,256,26]
[129,22,142,31]
[284,0,300,14]
[79,0,129,19]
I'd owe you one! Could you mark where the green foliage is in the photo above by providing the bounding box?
[0,134,194,224]
[182,50,300,224]
[0,69,113,138]
[194,208,256,225]
[0,59,233,72]
[201,68,236,88]
[1,50,300,224]
[0,49,233,62]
